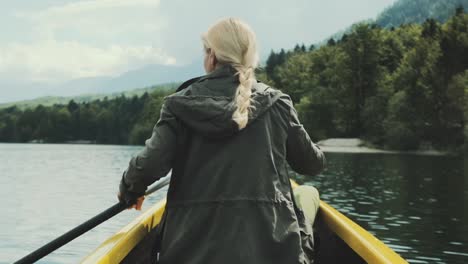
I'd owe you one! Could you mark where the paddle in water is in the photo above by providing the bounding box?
[14,175,171,264]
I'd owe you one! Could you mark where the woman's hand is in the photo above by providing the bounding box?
[119,175,145,210]
[118,192,145,211]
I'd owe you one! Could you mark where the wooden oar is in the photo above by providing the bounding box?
[14,175,171,264]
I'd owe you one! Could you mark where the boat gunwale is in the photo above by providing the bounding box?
[81,199,167,264]
[318,201,408,264]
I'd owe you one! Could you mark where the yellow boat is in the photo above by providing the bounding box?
[82,182,408,264]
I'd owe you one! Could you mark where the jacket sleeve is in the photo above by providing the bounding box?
[285,98,326,176]
[119,102,179,196]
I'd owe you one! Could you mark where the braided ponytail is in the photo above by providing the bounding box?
[232,65,254,129]
[202,18,259,130]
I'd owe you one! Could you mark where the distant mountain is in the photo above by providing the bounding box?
[376,0,468,28]
[0,59,205,104]
[0,82,179,110]
[54,59,204,96]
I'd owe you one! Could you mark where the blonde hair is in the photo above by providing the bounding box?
[202,18,259,129]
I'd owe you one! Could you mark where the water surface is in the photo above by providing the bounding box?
[0,143,168,263]
[300,152,468,264]
[1,144,467,263]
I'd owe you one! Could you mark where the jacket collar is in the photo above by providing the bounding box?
[176,64,237,92]
[198,64,237,82]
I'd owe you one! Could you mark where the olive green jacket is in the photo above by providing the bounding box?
[120,65,325,264]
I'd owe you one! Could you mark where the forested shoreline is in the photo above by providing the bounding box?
[261,8,467,152]
[0,90,172,145]
[0,9,467,152]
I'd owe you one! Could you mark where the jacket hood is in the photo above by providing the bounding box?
[164,65,284,138]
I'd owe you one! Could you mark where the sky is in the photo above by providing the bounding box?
[0,0,397,101]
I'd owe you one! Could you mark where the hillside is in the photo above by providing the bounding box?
[326,0,467,43]
[376,0,468,27]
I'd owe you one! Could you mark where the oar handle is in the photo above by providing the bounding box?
[14,175,171,264]
[145,174,171,196]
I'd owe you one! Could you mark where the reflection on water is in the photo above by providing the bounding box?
[0,144,467,263]
[297,152,468,264]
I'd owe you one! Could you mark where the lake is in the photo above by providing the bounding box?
[1,143,467,263]
[302,152,468,264]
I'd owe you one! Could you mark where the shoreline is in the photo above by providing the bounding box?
[317,138,449,156]
[0,138,454,156]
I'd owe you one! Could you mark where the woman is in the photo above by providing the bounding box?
[118,18,325,264]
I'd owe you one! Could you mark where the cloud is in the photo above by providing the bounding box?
[2,0,170,82]
[15,0,160,21]
[15,0,165,40]
[0,40,176,82]
[33,0,159,15]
